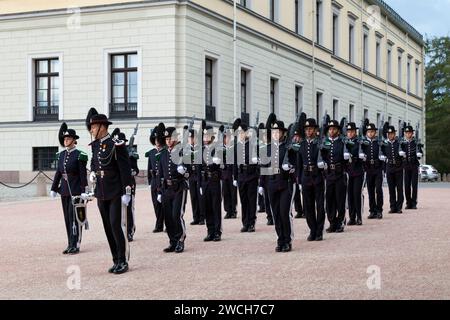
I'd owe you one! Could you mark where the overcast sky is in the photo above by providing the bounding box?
[387,0,450,38]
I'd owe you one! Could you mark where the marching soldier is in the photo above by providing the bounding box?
[382,126,405,214]
[86,109,133,274]
[402,125,423,210]
[199,125,223,242]
[117,131,139,242]
[146,123,166,233]
[258,122,274,225]
[263,114,297,252]
[156,127,189,253]
[257,123,267,215]
[51,123,88,255]
[221,126,238,220]
[233,119,259,233]
[291,125,304,219]
[187,128,205,225]
[322,120,348,233]
[344,123,365,226]
[297,119,326,241]
[361,123,384,219]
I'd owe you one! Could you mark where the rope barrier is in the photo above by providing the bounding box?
[0,171,44,189]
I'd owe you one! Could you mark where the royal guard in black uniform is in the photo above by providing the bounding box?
[322,120,348,233]
[221,126,238,220]
[382,126,405,214]
[156,127,189,253]
[262,114,297,252]
[290,124,304,219]
[186,127,205,225]
[257,122,274,225]
[115,131,139,242]
[361,123,385,219]
[146,123,166,233]
[199,125,223,242]
[233,119,259,233]
[297,119,326,241]
[85,108,133,274]
[51,123,88,255]
[344,122,365,226]
[402,125,423,210]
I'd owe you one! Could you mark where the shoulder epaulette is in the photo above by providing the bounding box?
[78,150,88,162]
[130,152,140,160]
[145,150,152,158]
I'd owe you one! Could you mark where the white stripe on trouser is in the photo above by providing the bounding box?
[288,183,296,242]
[220,181,223,233]
[179,189,187,242]
[121,201,130,262]
[361,172,366,216]
[131,194,136,235]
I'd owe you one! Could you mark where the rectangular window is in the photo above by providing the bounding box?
[349,104,355,122]
[240,0,247,7]
[364,108,369,120]
[349,23,355,64]
[110,52,138,118]
[269,0,275,22]
[376,41,381,77]
[398,52,403,88]
[316,0,322,44]
[376,112,381,126]
[387,47,392,82]
[363,32,369,71]
[295,85,303,115]
[34,58,59,121]
[205,58,216,122]
[388,116,392,125]
[333,13,339,55]
[240,69,249,124]
[332,99,339,119]
[33,147,58,171]
[316,92,323,122]
[415,63,420,95]
[407,59,411,93]
[270,77,278,114]
[295,0,300,34]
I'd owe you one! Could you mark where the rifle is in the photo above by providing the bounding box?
[127,123,139,156]
[317,110,329,164]
[415,121,424,152]
[378,116,387,157]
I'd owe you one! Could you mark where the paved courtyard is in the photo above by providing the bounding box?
[0,184,449,300]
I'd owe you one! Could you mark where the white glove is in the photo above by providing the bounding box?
[157,194,162,203]
[251,157,258,164]
[80,193,89,201]
[199,187,203,196]
[177,165,186,175]
[258,187,264,195]
[344,152,351,160]
[282,163,291,171]
[89,172,96,183]
[212,157,222,165]
[379,155,387,162]
[359,153,366,160]
[417,152,423,159]
[121,194,131,206]
[399,151,406,158]
[50,191,57,199]
[317,161,325,169]
[233,180,238,187]
[131,170,137,176]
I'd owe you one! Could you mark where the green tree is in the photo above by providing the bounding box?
[425,36,450,174]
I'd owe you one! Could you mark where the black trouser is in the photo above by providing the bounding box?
[294,184,303,214]
[202,179,222,236]
[302,181,325,237]
[387,169,404,211]
[151,184,164,230]
[189,178,204,222]
[127,193,136,236]
[97,196,128,264]
[238,178,258,228]
[404,165,418,207]
[258,193,265,212]
[222,178,237,215]
[366,169,384,214]
[268,181,295,246]
[264,186,272,221]
[61,196,81,249]
[326,174,347,228]
[348,174,364,221]
[162,184,187,247]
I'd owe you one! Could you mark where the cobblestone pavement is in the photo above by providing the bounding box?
[0,185,449,300]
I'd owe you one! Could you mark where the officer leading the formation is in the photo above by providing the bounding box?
[86,108,133,275]
[51,123,88,255]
